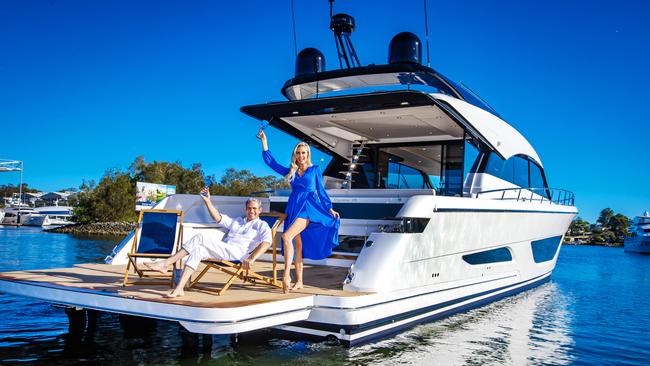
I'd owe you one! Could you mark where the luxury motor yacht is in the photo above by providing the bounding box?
[0,11,577,346]
[1,206,37,225]
[624,211,650,253]
[22,206,75,227]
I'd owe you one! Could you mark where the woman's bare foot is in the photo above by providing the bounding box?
[291,281,304,291]
[163,289,184,298]
[282,276,292,294]
[144,261,168,274]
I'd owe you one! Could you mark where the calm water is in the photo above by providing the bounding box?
[1,227,649,365]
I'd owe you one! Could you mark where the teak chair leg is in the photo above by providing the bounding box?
[123,258,132,286]
[188,264,213,288]
[218,267,246,296]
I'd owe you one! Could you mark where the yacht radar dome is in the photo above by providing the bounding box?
[330,13,361,68]
[330,13,355,33]
[295,47,326,76]
[389,32,423,65]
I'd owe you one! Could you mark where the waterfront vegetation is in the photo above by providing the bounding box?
[72,156,285,224]
[565,208,630,246]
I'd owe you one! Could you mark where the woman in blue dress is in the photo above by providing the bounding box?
[258,130,340,293]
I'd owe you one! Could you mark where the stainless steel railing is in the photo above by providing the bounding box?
[474,187,575,206]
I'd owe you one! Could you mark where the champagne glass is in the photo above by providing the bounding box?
[257,120,270,138]
[200,177,212,197]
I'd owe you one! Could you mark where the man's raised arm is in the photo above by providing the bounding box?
[200,187,222,223]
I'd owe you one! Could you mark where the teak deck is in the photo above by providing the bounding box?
[0,262,359,308]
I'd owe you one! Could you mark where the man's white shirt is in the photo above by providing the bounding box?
[218,214,272,255]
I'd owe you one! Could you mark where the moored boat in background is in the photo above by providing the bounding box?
[624,211,650,254]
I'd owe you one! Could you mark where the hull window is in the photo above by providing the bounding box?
[530,236,562,263]
[462,247,512,265]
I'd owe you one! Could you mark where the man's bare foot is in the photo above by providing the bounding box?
[144,261,168,274]
[291,281,304,291]
[282,276,292,294]
[163,289,184,298]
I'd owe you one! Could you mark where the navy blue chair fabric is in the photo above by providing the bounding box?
[259,215,279,229]
[136,211,179,254]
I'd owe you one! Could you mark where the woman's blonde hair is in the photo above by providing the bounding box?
[286,142,313,182]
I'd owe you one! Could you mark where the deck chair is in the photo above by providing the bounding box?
[122,209,184,287]
[188,212,285,295]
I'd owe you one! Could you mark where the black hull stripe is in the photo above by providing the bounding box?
[319,273,518,311]
[292,271,551,336]
[348,274,551,346]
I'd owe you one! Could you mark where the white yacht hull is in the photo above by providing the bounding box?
[279,271,552,345]
[624,213,650,254]
[624,238,650,253]
[22,214,48,227]
[0,194,573,345]
[277,197,573,345]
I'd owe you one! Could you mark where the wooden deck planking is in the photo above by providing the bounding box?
[0,262,365,308]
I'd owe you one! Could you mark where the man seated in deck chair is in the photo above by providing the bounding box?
[146,189,272,298]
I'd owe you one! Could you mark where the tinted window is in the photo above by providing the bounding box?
[464,140,480,174]
[502,157,515,183]
[482,153,549,192]
[386,162,425,189]
[513,156,529,188]
[531,236,562,263]
[462,247,512,265]
[529,162,545,189]
[484,153,505,177]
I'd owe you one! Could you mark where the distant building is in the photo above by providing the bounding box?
[3,192,43,207]
[38,192,72,207]
[21,192,43,206]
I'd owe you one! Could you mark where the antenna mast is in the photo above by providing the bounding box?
[291,0,298,56]
[423,0,431,67]
[329,0,361,69]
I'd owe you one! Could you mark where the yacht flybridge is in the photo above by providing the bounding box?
[0,11,577,346]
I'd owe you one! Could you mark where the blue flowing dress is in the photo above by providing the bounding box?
[263,150,339,259]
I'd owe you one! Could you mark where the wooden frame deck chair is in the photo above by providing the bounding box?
[188,212,286,295]
[123,209,184,287]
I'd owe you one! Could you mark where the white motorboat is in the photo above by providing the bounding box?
[624,211,650,254]
[22,206,75,227]
[1,206,37,225]
[22,213,48,227]
[0,11,577,346]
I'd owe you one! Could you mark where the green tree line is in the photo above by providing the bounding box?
[567,208,630,245]
[73,156,285,223]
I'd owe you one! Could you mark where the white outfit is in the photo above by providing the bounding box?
[182,214,272,270]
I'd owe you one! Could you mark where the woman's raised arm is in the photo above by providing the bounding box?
[258,130,269,151]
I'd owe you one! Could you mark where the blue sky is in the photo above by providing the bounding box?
[1,0,648,223]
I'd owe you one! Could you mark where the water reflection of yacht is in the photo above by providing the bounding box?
[624,211,650,254]
[0,10,577,346]
[355,283,573,365]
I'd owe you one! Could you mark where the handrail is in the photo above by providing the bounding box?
[474,187,575,206]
